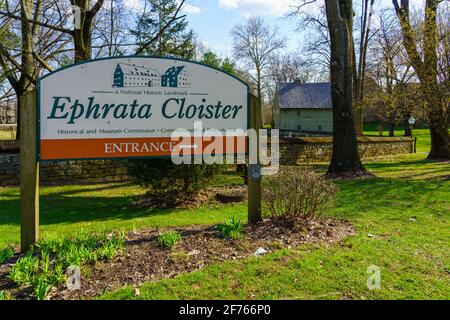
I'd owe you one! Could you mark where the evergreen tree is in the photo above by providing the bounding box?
[221,58,237,76]
[200,51,237,76]
[133,0,195,59]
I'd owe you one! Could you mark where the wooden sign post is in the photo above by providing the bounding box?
[247,94,262,224]
[20,89,39,252]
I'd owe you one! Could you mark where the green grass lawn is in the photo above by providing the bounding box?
[99,154,449,300]
[0,172,245,248]
[0,128,449,299]
[363,124,431,154]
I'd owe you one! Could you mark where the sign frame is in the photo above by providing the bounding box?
[36,55,251,162]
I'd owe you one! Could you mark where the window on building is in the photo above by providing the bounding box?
[297,125,302,130]
[318,125,322,131]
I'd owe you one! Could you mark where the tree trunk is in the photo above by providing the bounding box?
[74,30,91,62]
[16,0,37,140]
[388,120,395,137]
[403,116,411,136]
[15,92,22,141]
[378,122,384,136]
[72,0,103,62]
[73,18,93,61]
[325,0,366,177]
[393,0,450,159]
[426,94,450,159]
[256,66,262,101]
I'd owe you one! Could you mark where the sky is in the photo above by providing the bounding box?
[173,0,428,58]
[125,0,430,58]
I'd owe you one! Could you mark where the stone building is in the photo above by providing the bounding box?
[273,82,333,133]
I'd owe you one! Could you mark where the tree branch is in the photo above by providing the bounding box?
[32,51,53,72]
[135,0,186,55]
[0,10,74,35]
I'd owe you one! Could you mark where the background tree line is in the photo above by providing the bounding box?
[0,0,449,175]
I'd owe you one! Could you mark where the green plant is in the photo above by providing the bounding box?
[32,277,51,300]
[7,231,126,300]
[0,291,5,300]
[217,217,244,239]
[262,167,338,222]
[8,253,40,285]
[0,246,14,264]
[128,158,224,208]
[44,263,65,285]
[158,231,182,248]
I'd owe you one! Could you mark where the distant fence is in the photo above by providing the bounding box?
[0,100,17,124]
[279,136,415,165]
[0,154,128,186]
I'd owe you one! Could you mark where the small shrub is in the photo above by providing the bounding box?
[218,217,244,239]
[262,167,338,223]
[0,246,14,264]
[0,291,5,300]
[128,158,224,208]
[158,231,182,248]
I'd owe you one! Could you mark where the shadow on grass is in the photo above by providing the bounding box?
[365,158,446,169]
[1,175,446,228]
[0,184,183,227]
[331,175,448,220]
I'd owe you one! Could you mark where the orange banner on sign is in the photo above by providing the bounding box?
[39,136,247,160]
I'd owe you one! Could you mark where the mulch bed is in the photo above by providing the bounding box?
[132,185,247,209]
[46,217,353,300]
[0,217,354,300]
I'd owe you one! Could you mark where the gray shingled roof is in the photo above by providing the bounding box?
[278,82,332,109]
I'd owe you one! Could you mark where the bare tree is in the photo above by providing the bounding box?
[91,0,136,57]
[392,0,450,160]
[269,52,315,84]
[0,0,71,138]
[436,4,449,94]
[291,4,330,78]
[231,16,287,101]
[292,0,377,133]
[325,0,366,177]
[353,0,376,134]
[0,1,106,62]
[365,9,417,136]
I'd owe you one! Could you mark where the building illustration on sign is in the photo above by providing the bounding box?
[161,66,190,88]
[113,63,161,87]
[112,63,191,88]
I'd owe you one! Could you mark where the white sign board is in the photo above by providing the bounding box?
[38,56,249,160]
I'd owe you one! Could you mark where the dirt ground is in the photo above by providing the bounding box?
[46,217,354,300]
